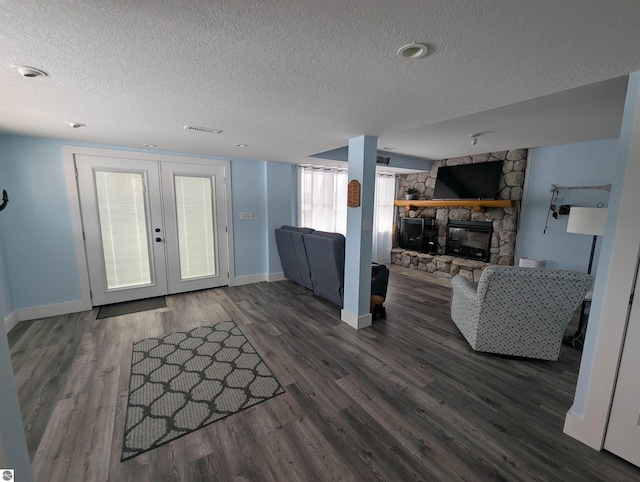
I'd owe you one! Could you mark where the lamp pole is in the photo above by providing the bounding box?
[563,234,597,349]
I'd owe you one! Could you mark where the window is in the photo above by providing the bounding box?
[297,165,396,263]
[372,172,395,263]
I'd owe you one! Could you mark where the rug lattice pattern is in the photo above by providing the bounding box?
[122,321,284,461]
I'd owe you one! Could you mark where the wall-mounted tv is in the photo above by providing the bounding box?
[432,161,503,200]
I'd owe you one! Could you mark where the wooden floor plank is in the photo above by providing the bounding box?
[9,266,640,481]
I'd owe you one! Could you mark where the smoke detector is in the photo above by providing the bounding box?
[65,122,86,128]
[11,65,48,78]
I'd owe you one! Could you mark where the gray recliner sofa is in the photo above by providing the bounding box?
[274,225,315,289]
[275,225,389,308]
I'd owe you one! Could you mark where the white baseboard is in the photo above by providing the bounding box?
[231,273,267,286]
[340,309,372,329]
[14,300,90,324]
[267,272,286,282]
[563,408,604,451]
[231,272,286,286]
[4,300,89,333]
[4,311,19,334]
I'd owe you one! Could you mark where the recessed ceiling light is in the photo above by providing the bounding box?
[396,43,429,60]
[234,143,248,148]
[143,144,157,148]
[10,65,47,78]
[65,122,86,128]
[382,146,398,151]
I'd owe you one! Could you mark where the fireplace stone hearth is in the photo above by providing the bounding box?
[390,248,489,281]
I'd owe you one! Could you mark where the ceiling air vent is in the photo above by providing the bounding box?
[183,125,223,134]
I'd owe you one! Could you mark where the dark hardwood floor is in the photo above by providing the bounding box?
[8,265,639,481]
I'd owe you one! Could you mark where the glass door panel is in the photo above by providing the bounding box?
[174,175,216,279]
[95,171,152,289]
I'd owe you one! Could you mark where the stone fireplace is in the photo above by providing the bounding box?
[391,149,527,280]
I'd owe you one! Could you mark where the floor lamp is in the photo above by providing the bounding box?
[562,207,608,349]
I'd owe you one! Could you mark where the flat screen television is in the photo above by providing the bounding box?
[432,161,502,200]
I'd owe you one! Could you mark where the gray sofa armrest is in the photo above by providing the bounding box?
[303,231,345,307]
[275,228,302,285]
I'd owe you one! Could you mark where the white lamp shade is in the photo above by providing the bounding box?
[566,207,608,236]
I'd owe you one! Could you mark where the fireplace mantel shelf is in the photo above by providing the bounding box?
[394,199,515,213]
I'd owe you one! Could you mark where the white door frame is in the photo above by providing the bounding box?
[603,253,640,463]
[62,146,235,310]
[563,72,640,452]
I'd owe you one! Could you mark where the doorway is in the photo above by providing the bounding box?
[75,153,230,306]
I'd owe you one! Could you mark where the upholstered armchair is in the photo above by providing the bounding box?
[450,266,592,360]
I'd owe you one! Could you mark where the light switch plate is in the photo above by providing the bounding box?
[239,212,253,220]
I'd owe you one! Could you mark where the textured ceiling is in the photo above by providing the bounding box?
[2,1,640,164]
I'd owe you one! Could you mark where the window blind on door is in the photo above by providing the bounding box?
[174,175,216,279]
[95,171,152,289]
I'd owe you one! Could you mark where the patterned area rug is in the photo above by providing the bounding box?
[121,321,284,461]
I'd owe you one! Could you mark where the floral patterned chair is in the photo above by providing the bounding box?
[450,266,593,360]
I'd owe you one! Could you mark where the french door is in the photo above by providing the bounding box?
[603,259,640,467]
[76,155,229,306]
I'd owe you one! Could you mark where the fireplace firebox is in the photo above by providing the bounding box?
[446,220,493,262]
[399,217,437,253]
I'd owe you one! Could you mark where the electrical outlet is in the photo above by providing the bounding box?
[239,212,253,220]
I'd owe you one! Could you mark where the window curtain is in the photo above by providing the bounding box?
[298,166,348,234]
[372,173,396,263]
[298,165,396,263]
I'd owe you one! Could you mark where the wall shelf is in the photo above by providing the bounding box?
[394,199,515,213]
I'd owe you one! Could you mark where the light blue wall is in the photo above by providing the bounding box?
[0,220,13,320]
[0,137,81,310]
[230,159,268,278]
[518,139,617,272]
[265,161,296,274]
[0,147,12,320]
[0,134,292,313]
[311,146,432,171]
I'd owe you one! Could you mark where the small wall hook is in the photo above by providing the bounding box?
[0,190,8,212]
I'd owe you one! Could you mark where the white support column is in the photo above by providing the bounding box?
[341,135,377,329]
